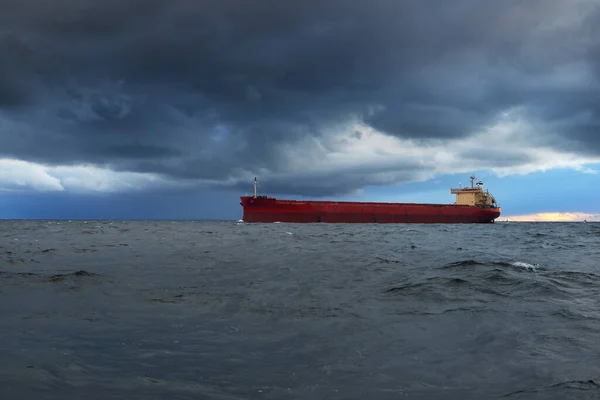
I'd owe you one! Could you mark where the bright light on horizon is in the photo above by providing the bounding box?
[504,212,600,222]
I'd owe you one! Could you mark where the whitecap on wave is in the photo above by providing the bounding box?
[511,261,539,271]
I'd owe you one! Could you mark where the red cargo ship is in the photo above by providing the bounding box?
[240,175,501,223]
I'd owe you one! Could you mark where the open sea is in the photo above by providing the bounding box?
[1,220,599,399]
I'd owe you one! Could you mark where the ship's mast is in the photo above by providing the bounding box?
[253,177,257,198]
[470,174,476,188]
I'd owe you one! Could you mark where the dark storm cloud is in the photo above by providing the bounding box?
[0,0,599,195]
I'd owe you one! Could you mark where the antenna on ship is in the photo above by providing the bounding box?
[470,174,476,188]
[253,177,257,198]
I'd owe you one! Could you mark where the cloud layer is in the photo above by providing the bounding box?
[1,0,599,195]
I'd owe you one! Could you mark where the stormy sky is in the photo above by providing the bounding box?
[1,0,599,219]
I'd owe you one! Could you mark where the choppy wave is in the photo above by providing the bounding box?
[1,220,599,399]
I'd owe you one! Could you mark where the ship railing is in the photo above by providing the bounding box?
[450,188,483,194]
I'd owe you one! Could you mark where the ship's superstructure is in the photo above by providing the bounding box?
[451,175,498,208]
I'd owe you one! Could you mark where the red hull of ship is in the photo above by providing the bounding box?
[240,196,501,224]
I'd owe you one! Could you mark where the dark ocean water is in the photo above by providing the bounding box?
[1,220,599,399]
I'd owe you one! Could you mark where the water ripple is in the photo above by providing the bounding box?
[0,220,599,399]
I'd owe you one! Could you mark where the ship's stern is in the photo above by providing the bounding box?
[487,207,501,222]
